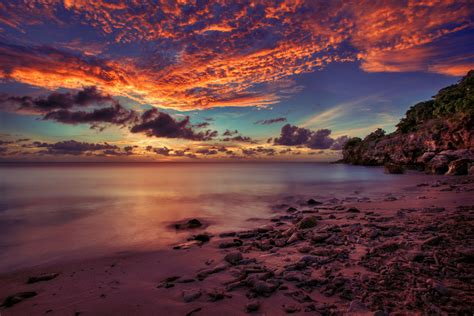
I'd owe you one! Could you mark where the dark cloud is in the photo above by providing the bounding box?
[130,108,217,141]
[306,129,334,149]
[33,140,118,156]
[274,124,312,146]
[221,135,255,143]
[196,148,218,155]
[193,122,210,128]
[0,86,116,113]
[43,104,135,127]
[223,129,239,136]
[254,117,287,125]
[274,124,348,150]
[0,87,137,129]
[241,146,276,157]
[153,147,171,156]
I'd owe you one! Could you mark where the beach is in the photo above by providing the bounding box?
[0,164,473,315]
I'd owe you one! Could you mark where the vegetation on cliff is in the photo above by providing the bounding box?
[342,70,474,174]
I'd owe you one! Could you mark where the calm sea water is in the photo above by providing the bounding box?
[0,162,433,273]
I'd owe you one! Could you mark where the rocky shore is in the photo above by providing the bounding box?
[1,175,473,315]
[342,71,474,175]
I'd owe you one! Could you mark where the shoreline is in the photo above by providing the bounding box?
[1,176,473,315]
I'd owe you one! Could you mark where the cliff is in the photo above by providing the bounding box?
[342,70,474,175]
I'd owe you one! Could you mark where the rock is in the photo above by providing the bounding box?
[328,214,336,219]
[245,300,260,313]
[347,207,360,213]
[27,273,59,284]
[187,219,203,228]
[282,304,301,313]
[417,151,436,163]
[186,307,202,316]
[207,288,227,301]
[197,263,228,280]
[219,239,243,248]
[175,218,203,230]
[422,235,443,248]
[446,158,470,175]
[252,280,277,296]
[224,252,243,265]
[346,299,369,313]
[257,225,274,233]
[193,234,211,243]
[307,199,322,205]
[287,232,300,244]
[297,216,318,229]
[384,163,405,174]
[219,232,236,238]
[311,233,330,243]
[182,289,202,303]
[426,279,449,296]
[427,155,450,174]
[373,310,386,316]
[1,292,37,308]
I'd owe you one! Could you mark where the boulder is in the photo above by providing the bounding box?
[427,155,450,174]
[417,151,436,163]
[445,158,470,175]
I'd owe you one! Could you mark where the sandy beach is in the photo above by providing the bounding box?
[1,173,473,315]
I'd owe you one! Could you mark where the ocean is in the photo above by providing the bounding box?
[0,162,434,273]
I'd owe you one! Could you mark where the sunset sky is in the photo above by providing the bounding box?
[0,0,473,161]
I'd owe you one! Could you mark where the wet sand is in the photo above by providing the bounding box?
[1,176,473,315]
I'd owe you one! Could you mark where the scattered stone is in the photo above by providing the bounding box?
[287,232,300,244]
[311,233,330,243]
[347,207,360,213]
[174,218,203,230]
[27,273,59,284]
[287,207,297,213]
[224,252,243,265]
[193,234,211,243]
[282,304,301,313]
[182,289,202,303]
[252,280,277,296]
[207,288,228,301]
[219,239,243,249]
[297,216,318,229]
[1,292,37,308]
[346,300,369,313]
[219,232,236,238]
[245,300,260,313]
[307,199,322,205]
[186,307,202,316]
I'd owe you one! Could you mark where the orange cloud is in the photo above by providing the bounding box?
[0,0,472,111]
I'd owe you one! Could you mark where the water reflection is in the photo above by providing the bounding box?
[0,162,430,272]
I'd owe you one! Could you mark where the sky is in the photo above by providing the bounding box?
[0,0,473,161]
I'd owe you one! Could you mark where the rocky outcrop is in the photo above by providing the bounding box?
[342,71,474,175]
